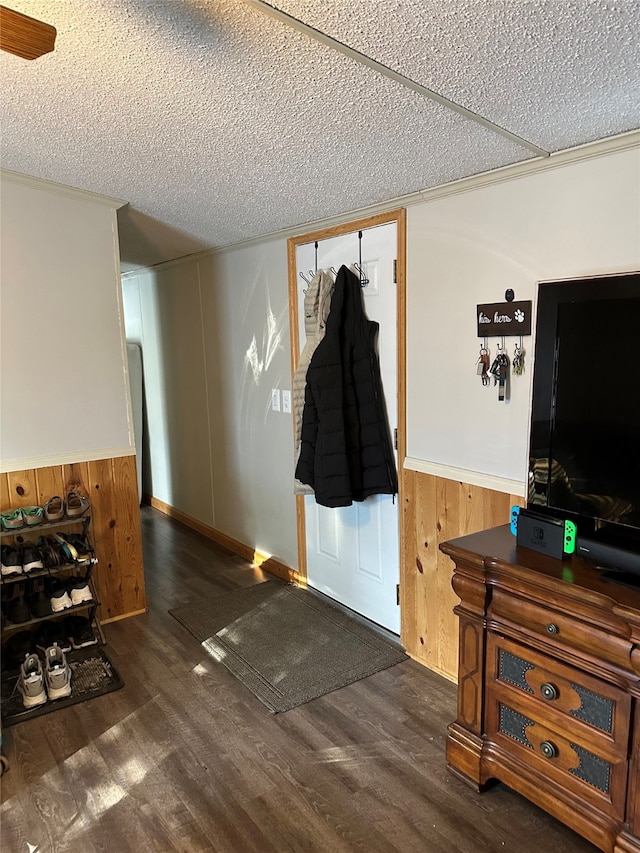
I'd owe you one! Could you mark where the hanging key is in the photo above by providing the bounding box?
[489,355,501,381]
[513,343,525,376]
[490,350,509,401]
[476,347,490,385]
[497,352,509,401]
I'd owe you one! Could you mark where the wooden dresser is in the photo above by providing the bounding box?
[440,525,640,853]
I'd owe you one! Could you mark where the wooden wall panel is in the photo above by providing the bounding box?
[1,455,146,622]
[6,469,38,506]
[401,468,523,682]
[0,476,10,510]
[87,457,123,621]
[35,465,65,505]
[63,461,91,497]
[99,455,146,619]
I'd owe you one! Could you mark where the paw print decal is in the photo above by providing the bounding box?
[515,308,525,323]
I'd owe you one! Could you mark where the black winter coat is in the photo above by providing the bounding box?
[295,265,398,508]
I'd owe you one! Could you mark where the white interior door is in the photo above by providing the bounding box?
[296,222,399,633]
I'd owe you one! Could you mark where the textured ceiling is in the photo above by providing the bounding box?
[1,0,639,270]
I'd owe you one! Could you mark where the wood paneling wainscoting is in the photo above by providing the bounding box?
[401,468,523,682]
[0,455,146,622]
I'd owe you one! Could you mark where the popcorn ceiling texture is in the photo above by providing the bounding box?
[1,0,638,269]
[275,0,640,151]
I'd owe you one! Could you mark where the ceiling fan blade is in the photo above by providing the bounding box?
[0,5,56,60]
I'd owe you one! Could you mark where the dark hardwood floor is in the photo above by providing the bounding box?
[1,507,597,852]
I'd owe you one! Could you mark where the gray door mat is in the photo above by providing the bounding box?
[169,580,408,713]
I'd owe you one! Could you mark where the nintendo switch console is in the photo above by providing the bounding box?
[510,506,577,560]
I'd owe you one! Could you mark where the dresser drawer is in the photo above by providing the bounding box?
[487,633,630,758]
[485,696,629,819]
[490,588,633,671]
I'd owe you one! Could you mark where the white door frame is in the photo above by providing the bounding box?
[286,209,407,622]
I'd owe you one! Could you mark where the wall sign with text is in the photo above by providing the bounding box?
[476,300,532,337]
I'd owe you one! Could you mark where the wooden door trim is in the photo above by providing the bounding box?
[287,209,407,599]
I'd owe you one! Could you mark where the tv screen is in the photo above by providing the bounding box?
[529,272,640,554]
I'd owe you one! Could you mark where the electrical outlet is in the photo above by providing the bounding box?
[282,389,291,413]
[271,388,280,411]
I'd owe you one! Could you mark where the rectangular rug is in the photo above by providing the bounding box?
[169,580,407,713]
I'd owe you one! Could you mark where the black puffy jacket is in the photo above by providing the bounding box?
[295,265,398,508]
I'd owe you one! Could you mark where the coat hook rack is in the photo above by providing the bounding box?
[357,231,369,287]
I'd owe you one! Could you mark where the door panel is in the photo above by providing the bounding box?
[295,222,399,633]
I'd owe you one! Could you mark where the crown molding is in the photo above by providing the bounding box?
[121,129,638,279]
[1,168,127,209]
[416,128,640,205]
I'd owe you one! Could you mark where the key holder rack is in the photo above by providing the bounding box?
[475,290,532,401]
[476,291,532,337]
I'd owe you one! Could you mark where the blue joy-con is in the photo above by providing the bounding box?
[510,505,520,536]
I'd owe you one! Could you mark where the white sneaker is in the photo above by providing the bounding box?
[1,545,22,576]
[67,577,92,605]
[44,644,72,700]
[47,578,73,612]
[18,653,47,709]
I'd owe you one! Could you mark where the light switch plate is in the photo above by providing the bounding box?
[271,388,280,411]
[282,389,291,413]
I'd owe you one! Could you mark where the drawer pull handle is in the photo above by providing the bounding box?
[545,623,559,635]
[541,683,558,701]
[540,741,557,759]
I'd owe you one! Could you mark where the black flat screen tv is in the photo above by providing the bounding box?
[528,271,640,575]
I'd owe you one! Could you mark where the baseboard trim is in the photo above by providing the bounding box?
[101,607,148,625]
[405,651,458,685]
[146,495,300,585]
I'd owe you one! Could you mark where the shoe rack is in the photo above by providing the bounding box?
[1,515,105,644]
[1,511,108,727]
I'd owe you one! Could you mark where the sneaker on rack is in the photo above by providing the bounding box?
[22,506,44,527]
[20,540,44,574]
[43,644,72,700]
[1,544,22,577]
[4,581,31,624]
[46,577,73,612]
[28,577,53,619]
[18,653,48,708]
[35,620,71,655]
[65,615,98,649]
[67,576,93,605]
[0,509,24,531]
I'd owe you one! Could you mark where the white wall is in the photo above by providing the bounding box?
[0,174,134,471]
[406,146,640,493]
[122,141,639,572]
[121,238,298,568]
